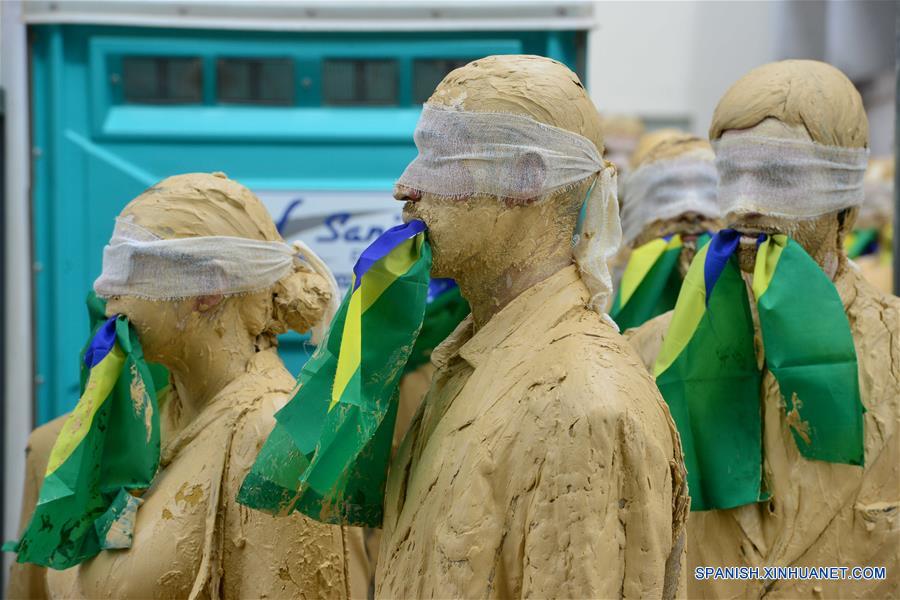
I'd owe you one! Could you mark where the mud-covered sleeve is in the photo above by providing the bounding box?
[518,341,682,599]
[221,401,363,600]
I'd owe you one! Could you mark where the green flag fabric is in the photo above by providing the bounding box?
[610,234,710,331]
[238,220,432,527]
[654,229,864,511]
[5,303,162,568]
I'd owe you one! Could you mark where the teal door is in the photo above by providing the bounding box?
[30,24,584,424]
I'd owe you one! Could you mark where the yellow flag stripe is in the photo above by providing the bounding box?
[46,346,125,475]
[752,234,787,300]
[330,237,422,410]
[619,236,681,306]
[654,243,709,377]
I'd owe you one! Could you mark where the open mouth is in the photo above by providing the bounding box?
[732,226,781,246]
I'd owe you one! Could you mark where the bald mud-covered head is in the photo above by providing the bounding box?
[396,55,605,323]
[710,60,868,276]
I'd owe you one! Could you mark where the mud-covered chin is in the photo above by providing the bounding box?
[633,214,717,248]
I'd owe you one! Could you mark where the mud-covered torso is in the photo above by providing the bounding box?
[46,413,222,599]
[376,266,687,599]
[45,349,356,600]
[627,265,900,599]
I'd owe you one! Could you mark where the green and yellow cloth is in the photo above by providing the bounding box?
[5,294,167,569]
[845,224,893,265]
[238,220,432,526]
[654,229,864,511]
[610,234,709,331]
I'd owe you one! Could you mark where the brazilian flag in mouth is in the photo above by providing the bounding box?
[239,220,431,527]
[5,294,167,568]
[654,229,864,511]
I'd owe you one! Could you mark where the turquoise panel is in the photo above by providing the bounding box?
[30,24,583,424]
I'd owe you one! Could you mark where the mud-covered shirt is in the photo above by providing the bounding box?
[376,266,688,599]
[626,264,900,599]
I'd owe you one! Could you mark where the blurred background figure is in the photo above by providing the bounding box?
[850,156,894,294]
[609,129,721,330]
[2,0,897,591]
[600,113,644,196]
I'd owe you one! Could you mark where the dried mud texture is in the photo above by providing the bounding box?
[709,60,868,148]
[395,363,438,456]
[120,172,280,242]
[625,265,900,598]
[15,172,360,599]
[429,55,604,155]
[363,362,440,596]
[630,130,713,170]
[376,267,688,599]
[855,255,894,296]
[43,349,365,600]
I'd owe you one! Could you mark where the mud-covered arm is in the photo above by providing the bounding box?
[517,341,683,599]
[221,399,364,600]
[7,416,68,600]
[623,310,674,373]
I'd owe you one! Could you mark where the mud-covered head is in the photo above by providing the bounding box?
[396,55,607,287]
[602,113,645,174]
[99,172,336,363]
[625,130,721,254]
[710,60,869,275]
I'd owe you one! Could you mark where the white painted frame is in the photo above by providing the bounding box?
[21,0,596,32]
[2,0,34,587]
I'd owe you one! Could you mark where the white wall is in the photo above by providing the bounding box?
[587,0,895,152]
[588,1,775,135]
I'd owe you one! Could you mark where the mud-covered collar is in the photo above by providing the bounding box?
[431,265,589,370]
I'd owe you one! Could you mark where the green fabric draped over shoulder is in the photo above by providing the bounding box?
[611,234,710,331]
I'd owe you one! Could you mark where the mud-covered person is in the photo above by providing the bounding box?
[7,173,367,600]
[609,130,722,330]
[376,55,689,599]
[628,60,900,598]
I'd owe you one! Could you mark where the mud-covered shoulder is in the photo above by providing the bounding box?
[27,414,69,460]
[225,387,294,481]
[847,274,900,386]
[524,322,678,461]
